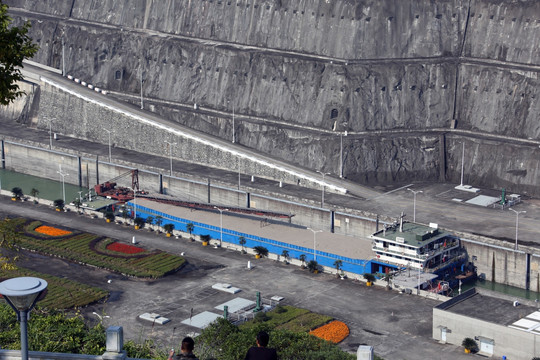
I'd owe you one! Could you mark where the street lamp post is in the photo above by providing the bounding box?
[339,131,347,178]
[48,121,53,150]
[0,277,48,360]
[307,228,323,261]
[103,128,112,162]
[130,187,137,220]
[61,35,65,76]
[509,208,526,250]
[407,188,423,222]
[232,103,235,143]
[139,68,145,110]
[214,206,229,247]
[165,141,176,176]
[57,165,68,203]
[317,171,331,208]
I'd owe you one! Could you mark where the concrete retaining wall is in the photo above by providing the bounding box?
[461,236,540,291]
[5,0,540,194]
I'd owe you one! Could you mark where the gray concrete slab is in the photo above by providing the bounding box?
[465,195,499,207]
[181,311,222,329]
[443,292,537,326]
[215,298,255,313]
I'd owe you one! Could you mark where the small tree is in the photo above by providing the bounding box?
[200,234,211,245]
[333,260,343,277]
[186,222,194,238]
[122,209,129,224]
[163,223,175,236]
[134,217,145,229]
[104,211,115,222]
[462,338,477,353]
[73,198,82,213]
[384,269,393,289]
[281,250,290,264]
[53,199,64,211]
[145,216,154,230]
[11,187,23,200]
[155,216,163,231]
[253,246,269,258]
[307,260,319,273]
[238,236,246,253]
[298,254,307,267]
[363,273,376,284]
[30,188,39,203]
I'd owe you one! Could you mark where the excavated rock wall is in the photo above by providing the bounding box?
[4,0,540,195]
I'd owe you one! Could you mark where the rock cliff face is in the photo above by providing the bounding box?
[4,0,540,195]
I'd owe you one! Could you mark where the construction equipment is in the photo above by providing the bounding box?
[94,169,139,202]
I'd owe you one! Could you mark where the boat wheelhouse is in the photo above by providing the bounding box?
[370,221,462,272]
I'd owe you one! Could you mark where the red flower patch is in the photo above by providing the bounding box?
[106,242,145,254]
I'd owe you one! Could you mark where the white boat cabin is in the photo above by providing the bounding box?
[370,221,460,271]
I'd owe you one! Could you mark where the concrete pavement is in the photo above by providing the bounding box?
[2,196,474,359]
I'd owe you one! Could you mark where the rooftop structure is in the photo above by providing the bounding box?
[370,220,462,271]
[433,288,540,359]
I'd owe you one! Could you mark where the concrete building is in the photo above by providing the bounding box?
[433,288,540,359]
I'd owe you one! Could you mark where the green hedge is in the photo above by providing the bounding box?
[0,268,107,309]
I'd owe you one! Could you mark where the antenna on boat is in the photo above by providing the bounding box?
[399,212,406,232]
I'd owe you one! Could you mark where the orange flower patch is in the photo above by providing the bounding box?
[35,225,72,237]
[309,320,349,343]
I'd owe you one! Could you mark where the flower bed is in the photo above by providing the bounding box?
[34,225,72,237]
[106,242,145,254]
[11,218,185,278]
[309,320,350,343]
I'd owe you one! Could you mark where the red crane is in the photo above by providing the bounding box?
[94,169,139,202]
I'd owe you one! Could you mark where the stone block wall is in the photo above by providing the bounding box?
[4,0,540,194]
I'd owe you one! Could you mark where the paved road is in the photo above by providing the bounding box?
[3,196,474,360]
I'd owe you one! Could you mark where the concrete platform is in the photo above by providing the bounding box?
[181,311,222,329]
[455,185,481,193]
[212,283,241,294]
[138,313,170,325]
[215,298,256,313]
[465,195,500,207]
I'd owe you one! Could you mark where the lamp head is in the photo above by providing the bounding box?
[0,277,48,311]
